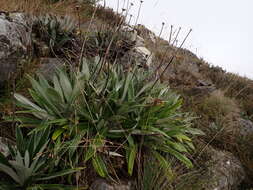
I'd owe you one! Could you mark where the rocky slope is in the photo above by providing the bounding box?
[0,1,253,189]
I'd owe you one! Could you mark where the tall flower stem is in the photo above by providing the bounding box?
[135,0,144,26]
[150,29,192,90]
[168,25,173,45]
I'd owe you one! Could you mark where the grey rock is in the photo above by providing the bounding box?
[127,28,138,42]
[119,46,152,70]
[117,25,153,69]
[134,46,152,67]
[135,35,145,47]
[90,179,133,190]
[182,147,245,190]
[123,26,145,46]
[237,118,253,136]
[135,24,156,44]
[203,149,245,190]
[148,32,156,43]
[0,12,32,83]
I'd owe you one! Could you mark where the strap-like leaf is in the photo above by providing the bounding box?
[0,152,11,166]
[0,163,21,185]
[92,155,108,177]
[59,69,73,102]
[36,168,83,181]
[14,93,48,119]
[152,150,173,180]
[16,127,24,154]
[52,128,65,141]
[159,145,193,168]
[126,144,137,176]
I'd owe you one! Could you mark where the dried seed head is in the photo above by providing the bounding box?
[75,5,80,10]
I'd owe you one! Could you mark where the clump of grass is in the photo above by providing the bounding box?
[181,90,241,153]
[199,90,240,120]
[200,61,253,118]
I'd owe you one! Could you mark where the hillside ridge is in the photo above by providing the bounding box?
[0,1,253,189]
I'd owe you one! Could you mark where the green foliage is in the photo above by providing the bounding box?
[85,30,135,61]
[0,127,49,187]
[32,14,77,54]
[13,57,202,178]
[136,154,172,190]
[0,127,81,189]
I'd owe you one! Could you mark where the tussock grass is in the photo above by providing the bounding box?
[200,61,253,118]
[190,90,240,147]
[199,90,240,120]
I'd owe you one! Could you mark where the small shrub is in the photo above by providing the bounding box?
[200,62,253,118]
[191,90,241,151]
[199,90,240,121]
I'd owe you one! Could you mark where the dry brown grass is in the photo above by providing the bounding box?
[0,0,122,26]
[186,89,253,184]
[180,89,242,154]
[199,90,240,120]
[0,0,80,16]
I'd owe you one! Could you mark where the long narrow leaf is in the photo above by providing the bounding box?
[92,155,108,177]
[36,168,83,181]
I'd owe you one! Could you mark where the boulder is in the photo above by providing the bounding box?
[119,45,153,69]
[133,46,153,67]
[203,150,245,190]
[0,12,32,84]
[135,24,156,44]
[233,118,253,183]
[181,147,245,190]
[237,118,253,136]
[116,25,153,69]
[126,28,145,47]
[90,179,133,190]
[135,35,145,47]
